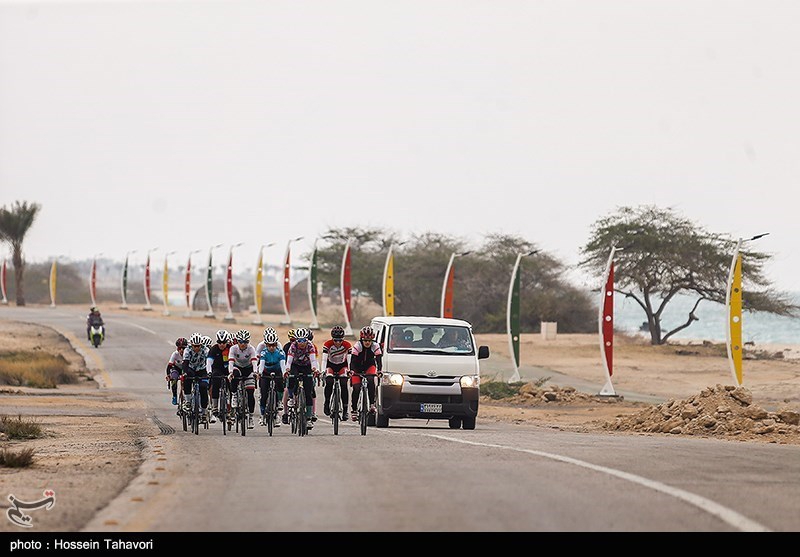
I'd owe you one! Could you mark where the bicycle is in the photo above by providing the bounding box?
[217,375,230,436]
[261,372,279,437]
[288,370,312,437]
[329,372,347,436]
[352,372,372,436]
[231,369,249,437]
[177,375,187,432]
[188,375,208,435]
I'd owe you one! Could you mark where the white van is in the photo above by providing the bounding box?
[369,316,490,430]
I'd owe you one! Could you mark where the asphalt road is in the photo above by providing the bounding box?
[4,307,799,532]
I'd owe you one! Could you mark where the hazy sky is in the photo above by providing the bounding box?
[1,1,798,292]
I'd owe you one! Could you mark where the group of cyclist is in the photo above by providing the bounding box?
[164,324,383,433]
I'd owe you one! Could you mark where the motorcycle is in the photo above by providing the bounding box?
[90,324,105,348]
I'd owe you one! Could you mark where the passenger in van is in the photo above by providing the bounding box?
[390,328,414,349]
[437,328,471,351]
[413,328,437,349]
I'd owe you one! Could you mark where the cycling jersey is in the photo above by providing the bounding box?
[206,343,230,377]
[228,344,258,374]
[350,340,382,374]
[182,346,209,376]
[166,350,183,379]
[285,341,318,370]
[259,347,286,374]
[322,339,352,366]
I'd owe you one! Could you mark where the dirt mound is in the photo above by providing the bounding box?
[482,383,626,406]
[603,384,800,444]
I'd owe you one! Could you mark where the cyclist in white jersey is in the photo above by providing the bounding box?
[228,329,259,429]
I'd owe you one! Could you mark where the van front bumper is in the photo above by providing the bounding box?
[378,385,479,419]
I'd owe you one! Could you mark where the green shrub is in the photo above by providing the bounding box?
[0,351,76,388]
[0,415,43,439]
[0,447,36,468]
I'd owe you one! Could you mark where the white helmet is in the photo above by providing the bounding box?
[263,327,277,341]
[235,330,251,343]
[201,335,213,347]
[215,329,231,344]
[189,333,203,346]
[264,331,279,344]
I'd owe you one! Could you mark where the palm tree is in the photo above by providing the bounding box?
[0,201,42,306]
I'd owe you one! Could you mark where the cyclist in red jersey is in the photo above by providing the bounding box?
[321,325,352,417]
[349,326,382,421]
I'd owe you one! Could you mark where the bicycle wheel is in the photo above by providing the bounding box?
[267,388,276,437]
[180,395,188,432]
[239,385,247,437]
[359,385,368,436]
[331,381,340,436]
[220,382,228,436]
[297,387,307,437]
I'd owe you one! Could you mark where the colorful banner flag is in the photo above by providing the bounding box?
[282,244,292,321]
[255,249,263,315]
[162,257,170,315]
[143,254,152,309]
[598,246,617,396]
[383,246,395,316]
[184,255,192,312]
[441,254,456,319]
[90,259,97,307]
[727,250,744,385]
[205,250,214,316]
[49,260,57,307]
[308,242,319,329]
[121,255,129,308]
[341,239,353,335]
[506,254,522,382]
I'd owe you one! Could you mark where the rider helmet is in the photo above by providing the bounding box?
[263,327,277,341]
[215,329,231,344]
[359,326,375,340]
[235,330,251,343]
[287,328,297,341]
[294,327,310,341]
[175,337,188,349]
[264,332,280,344]
[201,335,213,347]
[189,333,203,346]
[331,326,345,340]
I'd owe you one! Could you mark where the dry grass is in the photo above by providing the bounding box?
[0,414,44,439]
[0,447,36,468]
[0,350,77,388]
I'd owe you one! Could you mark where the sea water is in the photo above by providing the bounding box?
[610,291,800,345]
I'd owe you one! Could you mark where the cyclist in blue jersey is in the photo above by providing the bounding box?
[257,331,286,427]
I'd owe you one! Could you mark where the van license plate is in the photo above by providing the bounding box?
[420,403,442,413]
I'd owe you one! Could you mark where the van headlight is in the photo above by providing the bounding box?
[383,373,404,386]
[460,375,479,388]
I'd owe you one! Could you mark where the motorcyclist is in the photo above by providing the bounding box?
[86,306,105,341]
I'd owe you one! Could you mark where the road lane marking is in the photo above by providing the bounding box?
[422,433,771,532]
[118,321,159,335]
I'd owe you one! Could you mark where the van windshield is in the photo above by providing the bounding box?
[386,325,474,355]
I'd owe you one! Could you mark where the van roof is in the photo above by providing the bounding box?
[370,316,473,328]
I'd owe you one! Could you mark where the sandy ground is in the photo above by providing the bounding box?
[1,304,799,531]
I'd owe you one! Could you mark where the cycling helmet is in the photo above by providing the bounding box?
[287,328,297,341]
[215,329,231,344]
[201,335,213,347]
[235,330,251,343]
[189,333,203,346]
[359,326,375,340]
[263,327,277,341]
[90,306,98,312]
[264,331,280,344]
[176,337,188,349]
[294,327,310,341]
[331,326,345,340]
[307,330,314,341]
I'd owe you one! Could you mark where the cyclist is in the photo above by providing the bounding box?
[321,325,352,418]
[165,337,188,405]
[257,331,286,427]
[206,329,232,424]
[308,329,319,422]
[254,326,278,357]
[181,332,211,423]
[282,327,319,429]
[349,326,382,421]
[228,329,259,429]
[280,328,297,414]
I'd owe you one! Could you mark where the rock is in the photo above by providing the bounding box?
[743,406,769,420]
[730,387,753,406]
[681,405,699,419]
[754,425,776,435]
[698,415,717,428]
[778,411,800,425]
[519,383,537,395]
[543,392,558,402]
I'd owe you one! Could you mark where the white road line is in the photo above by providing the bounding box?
[119,321,159,335]
[422,433,771,532]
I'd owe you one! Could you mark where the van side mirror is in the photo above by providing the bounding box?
[478,346,490,359]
